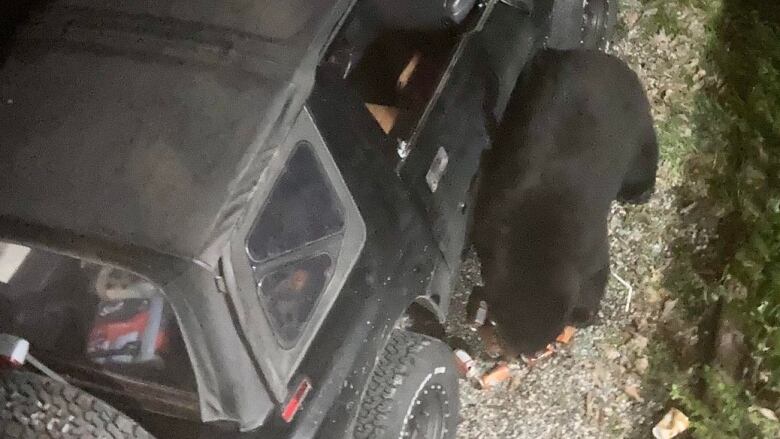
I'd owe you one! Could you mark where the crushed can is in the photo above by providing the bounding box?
[454,349,479,379]
[473,300,489,327]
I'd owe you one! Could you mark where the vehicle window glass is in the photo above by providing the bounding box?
[245,143,348,348]
[0,242,196,391]
[246,143,345,261]
[258,254,333,346]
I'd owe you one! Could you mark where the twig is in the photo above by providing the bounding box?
[611,270,634,313]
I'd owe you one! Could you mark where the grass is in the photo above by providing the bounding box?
[657,113,699,177]
[636,0,780,436]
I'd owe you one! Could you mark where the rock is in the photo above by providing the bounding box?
[635,357,650,375]
[625,10,641,27]
[624,384,644,402]
[632,316,650,332]
[645,286,663,304]
[592,363,610,386]
[652,408,689,439]
[714,317,747,378]
[750,406,779,422]
[584,391,598,424]
[628,334,649,353]
[605,347,621,361]
[508,370,525,391]
[661,299,678,321]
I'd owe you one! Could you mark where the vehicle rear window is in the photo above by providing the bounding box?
[0,242,196,391]
[244,142,346,348]
[246,143,345,262]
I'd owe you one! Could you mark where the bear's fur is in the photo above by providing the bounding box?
[474,49,657,355]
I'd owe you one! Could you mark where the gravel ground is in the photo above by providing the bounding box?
[450,1,708,437]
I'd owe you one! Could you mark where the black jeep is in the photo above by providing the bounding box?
[0,1,615,437]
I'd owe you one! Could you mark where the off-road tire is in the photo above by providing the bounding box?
[0,370,152,439]
[547,0,618,50]
[581,0,619,49]
[354,330,459,439]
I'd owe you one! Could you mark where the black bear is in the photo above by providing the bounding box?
[473,49,658,356]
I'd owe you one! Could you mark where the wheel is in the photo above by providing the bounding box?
[581,0,618,49]
[0,370,152,439]
[546,0,618,50]
[354,330,460,439]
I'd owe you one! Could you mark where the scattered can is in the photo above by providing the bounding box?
[556,326,576,344]
[520,344,555,365]
[480,363,512,389]
[473,300,489,326]
[454,349,479,379]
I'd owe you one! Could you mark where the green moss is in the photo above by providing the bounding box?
[638,0,714,36]
[640,0,780,436]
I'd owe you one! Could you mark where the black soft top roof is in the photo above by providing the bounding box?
[0,0,349,263]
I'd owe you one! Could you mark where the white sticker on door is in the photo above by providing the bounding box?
[425,147,449,193]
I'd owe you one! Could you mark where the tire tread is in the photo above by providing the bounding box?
[0,371,152,439]
[354,331,442,439]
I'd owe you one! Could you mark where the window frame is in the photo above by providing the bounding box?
[226,108,366,399]
[244,143,348,347]
[244,141,346,264]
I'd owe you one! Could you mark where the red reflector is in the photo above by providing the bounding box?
[0,356,22,370]
[281,378,312,423]
[0,334,29,368]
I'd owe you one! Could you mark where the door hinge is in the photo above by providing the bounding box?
[214,257,230,294]
[215,275,228,294]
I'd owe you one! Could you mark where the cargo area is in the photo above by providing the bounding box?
[0,242,196,393]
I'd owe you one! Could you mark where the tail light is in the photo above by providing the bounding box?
[0,334,29,368]
[281,378,313,423]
